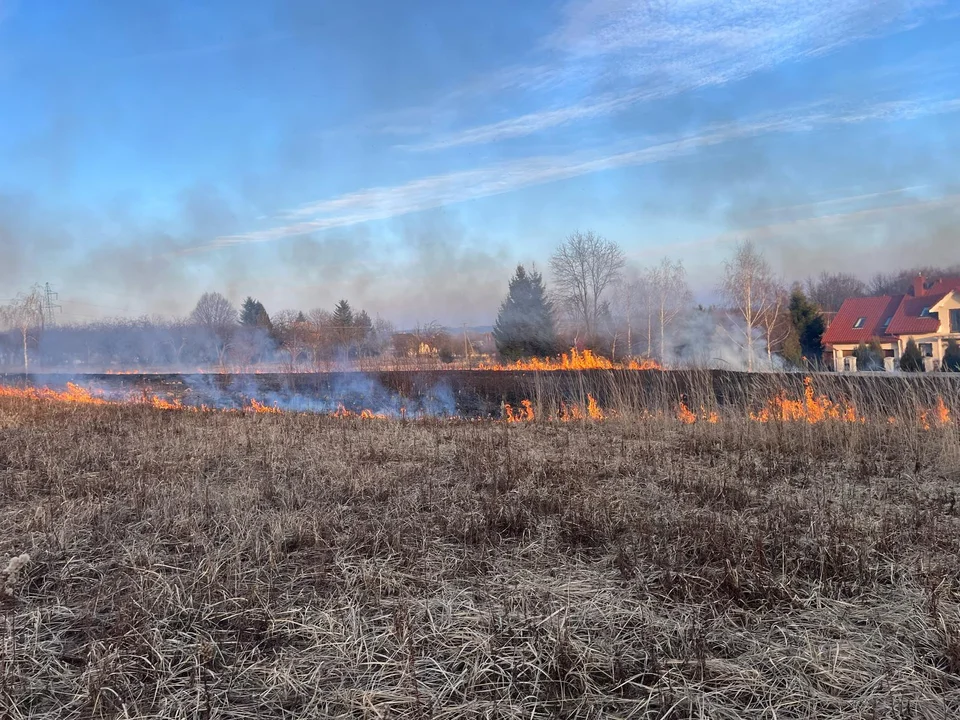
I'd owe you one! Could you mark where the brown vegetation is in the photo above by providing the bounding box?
[1,385,960,718]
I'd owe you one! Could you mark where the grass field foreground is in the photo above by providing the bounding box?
[1,391,960,718]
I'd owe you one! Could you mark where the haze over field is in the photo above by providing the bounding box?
[2,1,959,326]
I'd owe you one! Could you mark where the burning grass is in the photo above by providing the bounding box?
[480,347,661,371]
[1,373,957,432]
[2,384,960,718]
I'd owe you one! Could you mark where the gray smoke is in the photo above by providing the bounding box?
[662,309,787,372]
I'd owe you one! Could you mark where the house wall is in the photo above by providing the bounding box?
[830,342,898,371]
[934,293,960,334]
[896,295,960,364]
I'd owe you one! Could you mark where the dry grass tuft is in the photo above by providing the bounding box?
[1,390,960,718]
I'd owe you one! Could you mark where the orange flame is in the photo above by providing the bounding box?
[504,399,535,423]
[919,398,951,430]
[558,394,606,421]
[0,382,109,405]
[248,399,282,414]
[329,403,387,419]
[1,378,953,430]
[481,348,661,371]
[677,401,719,424]
[750,377,862,424]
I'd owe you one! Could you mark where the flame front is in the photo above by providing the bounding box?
[1,376,955,429]
[0,382,109,405]
[749,377,861,424]
[481,348,661,372]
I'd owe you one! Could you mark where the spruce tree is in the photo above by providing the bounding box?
[493,265,557,360]
[239,297,271,330]
[332,300,354,329]
[900,338,924,372]
[332,300,356,354]
[788,287,825,365]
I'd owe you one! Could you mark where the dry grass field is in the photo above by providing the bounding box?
[2,380,960,718]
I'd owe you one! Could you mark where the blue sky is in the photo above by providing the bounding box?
[1,0,959,325]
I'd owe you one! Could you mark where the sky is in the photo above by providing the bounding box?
[1,0,960,326]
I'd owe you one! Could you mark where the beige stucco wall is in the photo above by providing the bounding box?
[829,342,897,371]
[933,292,960,334]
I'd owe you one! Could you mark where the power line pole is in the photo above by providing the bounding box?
[43,283,61,328]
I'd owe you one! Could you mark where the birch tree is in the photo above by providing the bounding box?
[1,286,45,372]
[718,241,778,372]
[650,257,692,361]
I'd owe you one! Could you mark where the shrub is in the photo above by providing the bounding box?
[900,338,924,372]
[853,340,884,371]
[945,338,960,372]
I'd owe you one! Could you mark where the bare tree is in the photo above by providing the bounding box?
[1,286,45,372]
[306,308,334,369]
[272,310,310,371]
[804,271,866,312]
[759,281,792,364]
[189,292,237,367]
[550,230,625,341]
[718,241,778,372]
[613,265,653,358]
[649,257,692,360]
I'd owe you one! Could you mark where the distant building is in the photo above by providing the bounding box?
[823,275,960,371]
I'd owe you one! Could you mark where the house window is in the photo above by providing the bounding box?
[882,317,892,330]
[853,317,866,329]
[951,309,960,333]
[920,307,932,317]
[919,343,934,357]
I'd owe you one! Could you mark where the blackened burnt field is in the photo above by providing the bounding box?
[2,376,960,718]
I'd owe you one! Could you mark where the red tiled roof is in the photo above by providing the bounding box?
[886,292,945,335]
[824,279,960,344]
[925,277,960,295]
[822,295,902,345]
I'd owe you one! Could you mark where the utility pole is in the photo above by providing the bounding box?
[43,283,61,328]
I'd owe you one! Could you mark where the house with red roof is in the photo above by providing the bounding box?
[823,275,960,371]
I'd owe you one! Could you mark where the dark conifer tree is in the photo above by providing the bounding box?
[788,287,825,365]
[900,338,924,372]
[493,265,558,360]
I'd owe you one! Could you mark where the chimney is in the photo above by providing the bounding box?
[913,274,926,297]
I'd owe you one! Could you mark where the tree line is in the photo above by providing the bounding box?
[0,290,398,372]
[3,245,958,373]
[494,232,830,371]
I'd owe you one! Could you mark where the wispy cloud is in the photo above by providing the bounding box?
[193,95,960,252]
[402,0,946,152]
[758,186,931,215]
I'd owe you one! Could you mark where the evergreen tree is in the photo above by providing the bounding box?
[331,299,357,354]
[788,287,825,365]
[944,338,960,372]
[780,325,803,367]
[354,310,374,356]
[900,338,924,372]
[332,299,354,329]
[493,265,557,360]
[239,297,272,330]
